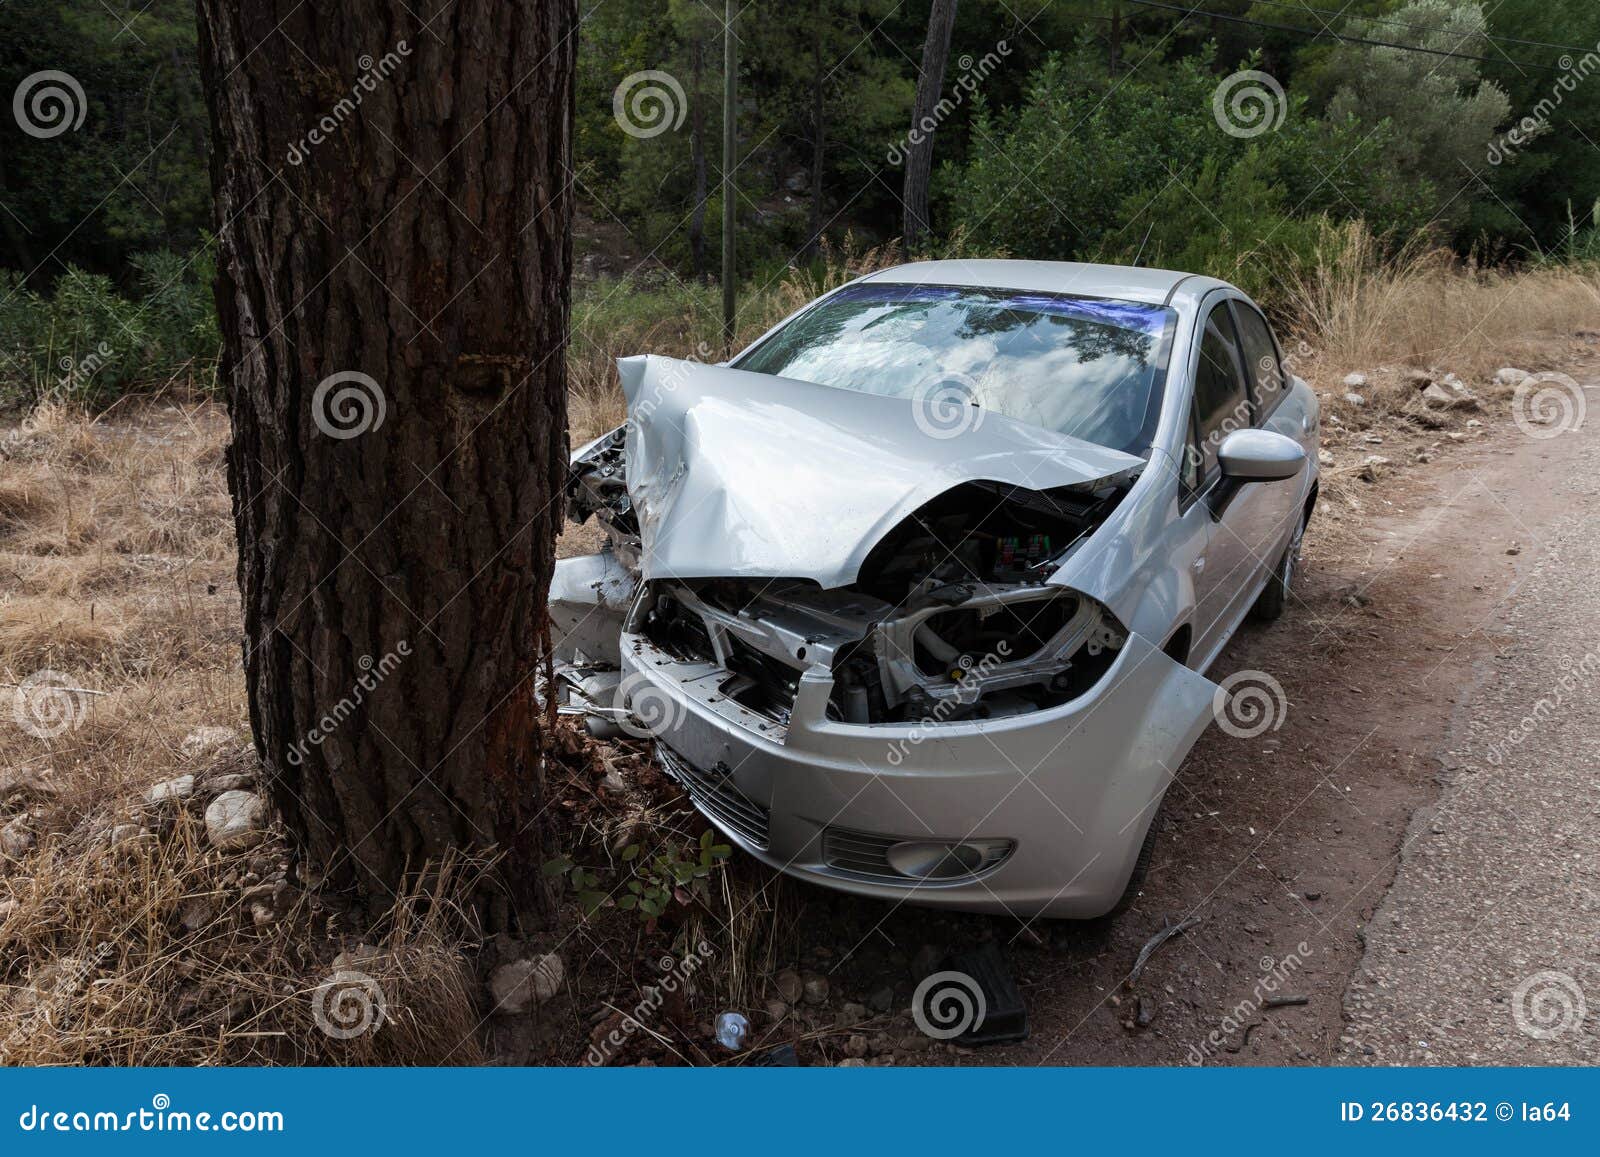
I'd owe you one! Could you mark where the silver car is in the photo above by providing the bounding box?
[551,260,1319,920]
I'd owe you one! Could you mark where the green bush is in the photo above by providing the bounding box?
[0,247,219,410]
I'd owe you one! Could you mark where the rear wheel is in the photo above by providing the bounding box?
[1251,515,1305,622]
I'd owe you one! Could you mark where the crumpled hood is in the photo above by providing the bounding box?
[618,356,1143,589]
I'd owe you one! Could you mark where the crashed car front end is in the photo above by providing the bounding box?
[550,354,1222,918]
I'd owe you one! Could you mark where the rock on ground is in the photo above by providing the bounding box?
[205,790,266,851]
[489,953,565,1014]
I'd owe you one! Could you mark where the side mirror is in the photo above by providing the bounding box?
[1217,428,1305,483]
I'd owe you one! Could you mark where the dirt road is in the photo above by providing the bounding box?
[740,349,1600,1067]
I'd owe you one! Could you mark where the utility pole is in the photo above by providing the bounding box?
[721,0,737,349]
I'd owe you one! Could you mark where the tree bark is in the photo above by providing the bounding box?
[902,0,958,250]
[195,0,575,931]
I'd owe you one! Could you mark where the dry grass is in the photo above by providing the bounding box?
[1,243,1592,1065]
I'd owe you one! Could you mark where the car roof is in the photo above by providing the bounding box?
[859,259,1231,309]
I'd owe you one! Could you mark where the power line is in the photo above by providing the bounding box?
[1242,0,1597,58]
[1121,0,1565,72]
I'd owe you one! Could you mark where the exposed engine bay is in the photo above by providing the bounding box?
[559,414,1136,730]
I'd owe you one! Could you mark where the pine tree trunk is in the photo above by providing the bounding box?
[902,0,958,250]
[194,0,575,931]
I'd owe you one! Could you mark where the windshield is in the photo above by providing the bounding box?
[734,283,1176,455]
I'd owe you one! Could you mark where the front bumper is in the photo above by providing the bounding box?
[620,626,1217,918]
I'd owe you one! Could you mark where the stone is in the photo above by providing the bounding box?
[204,773,255,793]
[802,971,831,1004]
[774,968,804,1005]
[1,816,33,859]
[836,1057,867,1067]
[1342,372,1367,388]
[1419,382,1456,408]
[1342,392,1366,407]
[845,1033,870,1058]
[145,774,195,806]
[95,822,152,849]
[1357,455,1390,483]
[0,767,60,802]
[1317,450,1335,466]
[489,953,565,1014]
[178,895,215,932]
[181,726,238,759]
[205,790,266,851]
[839,1001,867,1025]
[764,999,789,1023]
[867,984,896,1013]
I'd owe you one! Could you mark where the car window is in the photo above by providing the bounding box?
[1232,302,1284,419]
[1192,303,1248,477]
[734,283,1177,456]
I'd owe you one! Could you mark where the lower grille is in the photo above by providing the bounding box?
[657,744,770,850]
[822,826,1013,882]
[821,827,902,879]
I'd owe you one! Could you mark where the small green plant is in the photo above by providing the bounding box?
[543,829,732,921]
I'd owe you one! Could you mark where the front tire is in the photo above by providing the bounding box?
[1251,515,1304,622]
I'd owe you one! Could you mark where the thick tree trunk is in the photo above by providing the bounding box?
[195,0,575,931]
[689,35,708,279]
[902,0,958,250]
